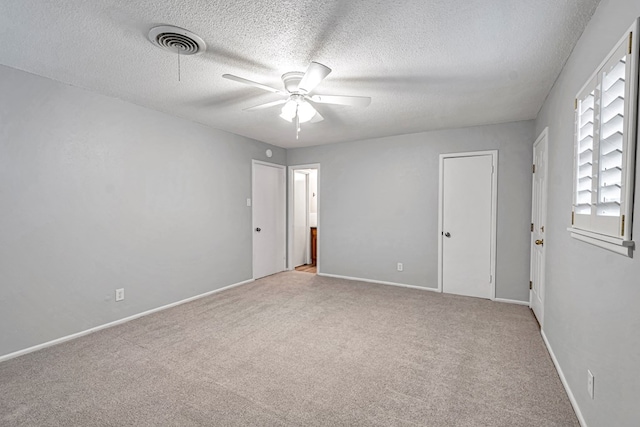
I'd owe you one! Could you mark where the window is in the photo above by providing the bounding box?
[570,19,639,256]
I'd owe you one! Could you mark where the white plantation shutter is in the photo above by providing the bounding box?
[570,19,638,256]
[574,77,596,228]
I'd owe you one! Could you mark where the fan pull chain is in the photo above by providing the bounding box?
[295,106,300,140]
[177,47,181,82]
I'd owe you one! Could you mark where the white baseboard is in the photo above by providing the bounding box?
[541,330,587,427]
[316,273,534,305]
[317,273,440,293]
[493,297,530,306]
[0,278,254,363]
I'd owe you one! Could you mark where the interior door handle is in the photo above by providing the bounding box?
[535,239,544,246]
[256,227,261,232]
[444,232,451,238]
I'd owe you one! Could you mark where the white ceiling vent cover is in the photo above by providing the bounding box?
[148,25,206,55]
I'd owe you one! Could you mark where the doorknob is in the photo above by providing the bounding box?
[444,232,451,238]
[535,239,544,246]
[255,227,261,232]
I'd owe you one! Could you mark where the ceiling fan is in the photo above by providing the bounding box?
[223,62,371,139]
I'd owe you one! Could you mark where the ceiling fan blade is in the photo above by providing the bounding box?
[310,94,371,107]
[298,62,332,94]
[222,74,283,94]
[310,110,324,123]
[244,99,287,111]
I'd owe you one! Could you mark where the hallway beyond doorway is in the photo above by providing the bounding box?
[295,264,317,274]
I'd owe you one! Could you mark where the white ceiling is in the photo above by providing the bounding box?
[0,0,600,148]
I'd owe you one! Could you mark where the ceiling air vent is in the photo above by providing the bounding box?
[148,25,206,55]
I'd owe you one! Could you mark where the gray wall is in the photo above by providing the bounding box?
[287,121,535,301]
[0,65,284,357]
[534,0,640,425]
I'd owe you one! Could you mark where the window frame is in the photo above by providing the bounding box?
[569,19,639,257]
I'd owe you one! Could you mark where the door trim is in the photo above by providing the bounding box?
[530,127,548,325]
[287,163,321,274]
[437,150,498,298]
[252,160,286,280]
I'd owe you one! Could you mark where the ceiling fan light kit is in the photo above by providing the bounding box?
[223,61,372,139]
[280,96,316,123]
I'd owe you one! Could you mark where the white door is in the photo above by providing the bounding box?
[530,130,548,325]
[292,171,309,267]
[441,154,495,299]
[252,161,286,279]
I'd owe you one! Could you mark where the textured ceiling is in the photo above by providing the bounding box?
[0,0,600,148]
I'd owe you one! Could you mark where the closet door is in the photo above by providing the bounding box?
[441,154,495,299]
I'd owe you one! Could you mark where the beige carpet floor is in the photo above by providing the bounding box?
[0,271,577,426]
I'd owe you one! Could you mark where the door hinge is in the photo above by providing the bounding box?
[531,223,534,232]
[630,32,633,54]
[574,98,578,110]
[490,275,493,283]
[571,211,575,225]
[532,164,536,173]
[529,281,532,290]
[621,214,625,236]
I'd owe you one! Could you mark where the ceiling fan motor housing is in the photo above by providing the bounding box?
[282,71,305,93]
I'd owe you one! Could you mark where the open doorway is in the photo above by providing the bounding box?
[288,164,320,274]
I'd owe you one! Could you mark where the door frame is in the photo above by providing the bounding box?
[437,150,498,298]
[530,128,549,325]
[252,160,287,280]
[287,163,321,273]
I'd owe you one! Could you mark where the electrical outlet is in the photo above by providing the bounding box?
[587,370,595,399]
[246,198,252,207]
[397,262,403,272]
[115,288,125,302]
